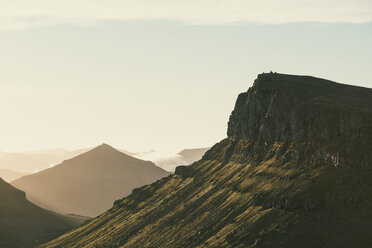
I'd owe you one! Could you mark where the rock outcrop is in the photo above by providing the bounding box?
[40,73,372,248]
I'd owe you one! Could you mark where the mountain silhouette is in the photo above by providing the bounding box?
[40,73,372,248]
[12,143,169,217]
[0,178,82,248]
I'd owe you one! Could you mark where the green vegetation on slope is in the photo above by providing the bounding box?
[40,73,372,248]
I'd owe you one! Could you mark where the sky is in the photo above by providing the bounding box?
[0,1,371,153]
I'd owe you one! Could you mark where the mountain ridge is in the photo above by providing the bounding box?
[40,73,372,248]
[0,178,83,248]
[12,143,170,217]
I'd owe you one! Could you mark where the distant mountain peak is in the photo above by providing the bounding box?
[12,142,170,217]
[100,143,112,147]
[94,143,117,151]
[73,143,126,160]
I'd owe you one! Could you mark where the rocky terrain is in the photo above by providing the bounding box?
[40,73,372,248]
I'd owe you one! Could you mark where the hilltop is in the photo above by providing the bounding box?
[12,144,169,217]
[41,73,372,248]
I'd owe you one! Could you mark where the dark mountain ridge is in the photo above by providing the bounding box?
[41,73,372,248]
[0,178,82,248]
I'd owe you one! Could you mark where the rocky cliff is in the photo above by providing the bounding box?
[40,73,372,248]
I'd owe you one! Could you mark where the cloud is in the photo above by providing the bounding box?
[130,150,187,172]
[0,0,371,30]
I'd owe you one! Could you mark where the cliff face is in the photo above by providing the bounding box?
[228,74,372,143]
[41,74,372,248]
[209,73,372,169]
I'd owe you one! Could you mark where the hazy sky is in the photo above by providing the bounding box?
[0,1,371,153]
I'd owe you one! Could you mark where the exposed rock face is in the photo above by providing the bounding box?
[210,73,372,169]
[228,74,372,144]
[174,165,194,177]
[40,74,372,248]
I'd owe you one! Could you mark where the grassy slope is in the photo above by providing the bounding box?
[41,74,372,248]
[40,144,372,248]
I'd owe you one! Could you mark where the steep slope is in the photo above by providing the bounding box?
[59,147,92,161]
[27,148,92,166]
[0,169,28,182]
[41,73,372,248]
[0,178,82,248]
[12,144,169,217]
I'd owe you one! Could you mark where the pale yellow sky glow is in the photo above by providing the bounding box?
[0,1,371,153]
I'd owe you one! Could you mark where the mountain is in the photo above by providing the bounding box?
[178,147,210,164]
[12,144,170,217]
[40,73,372,248]
[26,147,92,167]
[59,147,92,161]
[0,169,28,182]
[0,146,208,175]
[0,178,83,248]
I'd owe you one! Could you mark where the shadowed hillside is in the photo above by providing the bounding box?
[0,178,83,248]
[12,144,170,217]
[40,73,372,248]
